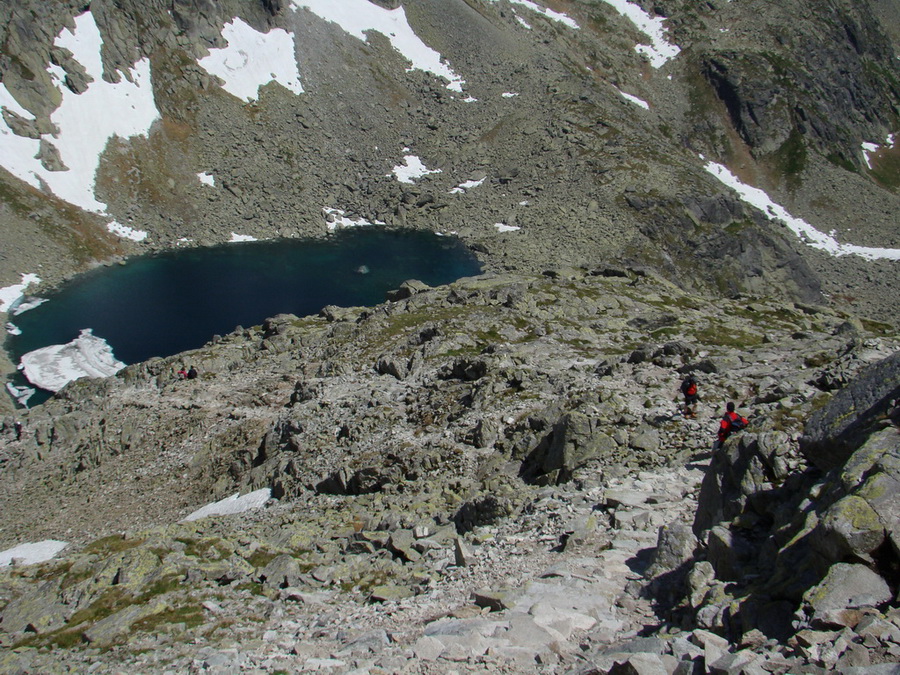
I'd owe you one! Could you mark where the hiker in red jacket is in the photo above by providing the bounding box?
[717,401,748,446]
[680,375,699,418]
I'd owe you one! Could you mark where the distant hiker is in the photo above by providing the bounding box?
[177,366,188,380]
[187,365,198,380]
[680,375,699,418]
[716,401,748,446]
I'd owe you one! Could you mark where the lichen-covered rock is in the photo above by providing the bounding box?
[801,351,900,471]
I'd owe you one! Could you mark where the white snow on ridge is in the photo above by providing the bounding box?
[20,328,126,393]
[0,540,68,567]
[487,0,579,29]
[198,18,303,102]
[0,11,159,218]
[704,160,900,261]
[600,0,681,68]
[292,0,467,92]
[390,154,442,183]
[0,273,41,313]
[182,488,272,522]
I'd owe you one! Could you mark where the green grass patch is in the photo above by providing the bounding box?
[132,603,205,634]
[245,549,280,569]
[772,129,807,188]
[83,535,146,556]
[690,324,763,349]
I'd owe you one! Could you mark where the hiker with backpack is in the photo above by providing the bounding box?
[680,375,699,418]
[716,401,748,447]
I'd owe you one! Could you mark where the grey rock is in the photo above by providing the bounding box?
[801,350,900,470]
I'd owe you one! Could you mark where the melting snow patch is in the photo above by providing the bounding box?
[323,207,383,231]
[449,177,486,194]
[182,488,272,522]
[198,18,303,102]
[390,155,442,183]
[1,541,68,567]
[0,11,159,215]
[599,0,681,68]
[704,159,900,261]
[487,0,579,29]
[107,221,148,242]
[515,14,533,29]
[6,382,35,407]
[229,233,259,242]
[20,328,126,393]
[198,172,216,187]
[0,273,41,313]
[502,92,520,98]
[293,0,466,92]
[495,223,521,233]
[6,323,21,336]
[615,87,649,109]
[862,134,896,170]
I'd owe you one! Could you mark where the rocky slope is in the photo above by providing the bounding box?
[1,0,898,337]
[1,0,900,672]
[0,268,898,673]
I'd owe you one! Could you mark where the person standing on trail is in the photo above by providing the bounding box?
[680,374,699,418]
[716,401,748,447]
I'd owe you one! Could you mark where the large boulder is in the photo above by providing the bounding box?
[800,351,900,471]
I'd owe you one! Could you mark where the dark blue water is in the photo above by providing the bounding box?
[5,229,481,401]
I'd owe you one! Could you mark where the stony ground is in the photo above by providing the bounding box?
[1,268,898,673]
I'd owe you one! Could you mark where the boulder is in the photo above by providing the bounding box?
[800,351,900,471]
[803,563,892,627]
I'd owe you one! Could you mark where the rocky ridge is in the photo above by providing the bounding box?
[0,268,898,673]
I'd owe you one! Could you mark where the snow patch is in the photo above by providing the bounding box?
[229,233,259,242]
[6,382,34,407]
[107,221,148,242]
[198,172,216,187]
[599,0,681,68]
[0,540,68,567]
[615,87,649,109]
[704,159,900,261]
[198,18,303,102]
[450,177,486,194]
[487,0,578,29]
[293,0,466,92]
[182,488,272,522]
[20,328,126,393]
[323,207,383,231]
[0,11,159,215]
[862,133,897,170]
[390,155,442,183]
[0,273,41,313]
[495,223,521,233]
[502,92,520,98]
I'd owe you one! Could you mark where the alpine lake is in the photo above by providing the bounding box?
[5,228,482,405]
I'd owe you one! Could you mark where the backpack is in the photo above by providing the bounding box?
[682,378,697,396]
[729,413,747,431]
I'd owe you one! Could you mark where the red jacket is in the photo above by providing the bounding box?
[718,411,748,443]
